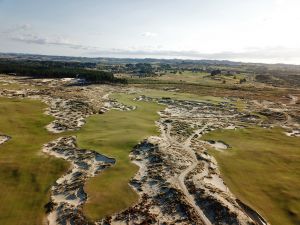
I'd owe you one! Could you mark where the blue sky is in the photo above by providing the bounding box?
[1,0,300,64]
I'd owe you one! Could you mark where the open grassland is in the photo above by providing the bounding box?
[0,98,68,225]
[77,93,164,220]
[202,127,300,225]
[134,81,297,103]
[0,75,41,90]
[0,81,31,90]
[137,88,226,103]
[125,70,299,103]
[128,71,250,87]
[145,71,215,85]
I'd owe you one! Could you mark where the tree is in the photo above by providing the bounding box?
[239,78,246,84]
[211,69,221,76]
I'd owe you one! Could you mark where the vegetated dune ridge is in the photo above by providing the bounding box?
[0,74,299,225]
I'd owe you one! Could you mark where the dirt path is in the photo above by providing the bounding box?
[288,94,298,105]
[102,93,110,100]
[162,122,212,225]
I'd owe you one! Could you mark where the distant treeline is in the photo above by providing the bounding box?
[0,60,127,84]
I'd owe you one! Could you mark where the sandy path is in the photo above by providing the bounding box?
[162,122,212,225]
[102,93,110,100]
[288,94,298,105]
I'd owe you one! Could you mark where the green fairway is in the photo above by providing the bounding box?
[0,98,68,225]
[202,127,300,225]
[77,93,164,220]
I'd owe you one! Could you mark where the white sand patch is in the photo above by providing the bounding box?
[0,135,11,145]
[285,130,300,137]
[207,141,228,150]
[204,174,228,192]
[225,125,236,130]
[47,211,58,225]
[61,78,74,82]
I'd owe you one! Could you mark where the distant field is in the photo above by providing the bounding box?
[137,88,226,103]
[128,71,291,103]
[0,80,32,90]
[128,71,249,86]
[77,93,164,220]
[202,127,300,225]
[0,98,67,225]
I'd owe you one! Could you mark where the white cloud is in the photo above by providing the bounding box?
[3,24,300,64]
[12,34,98,51]
[275,0,299,5]
[142,32,158,38]
[2,23,32,34]
[88,46,300,64]
[275,0,286,5]
[4,24,96,51]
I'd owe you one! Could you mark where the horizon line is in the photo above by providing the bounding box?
[1,51,300,66]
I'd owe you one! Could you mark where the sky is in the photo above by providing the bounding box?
[1,0,300,64]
